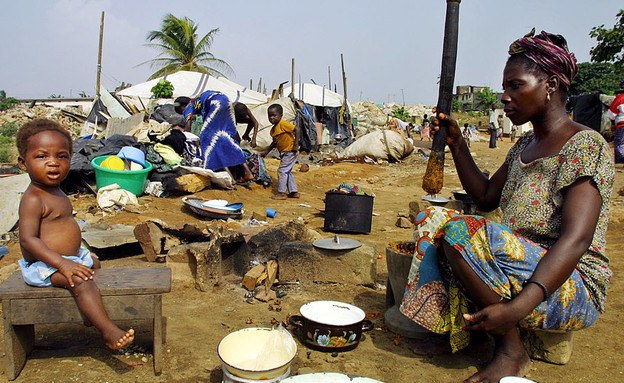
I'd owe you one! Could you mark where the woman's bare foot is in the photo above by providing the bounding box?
[104,328,135,350]
[464,331,530,383]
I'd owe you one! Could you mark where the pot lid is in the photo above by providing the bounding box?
[299,300,365,326]
[313,234,362,250]
[422,194,449,203]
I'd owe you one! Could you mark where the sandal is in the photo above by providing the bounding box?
[288,192,300,199]
[271,194,287,200]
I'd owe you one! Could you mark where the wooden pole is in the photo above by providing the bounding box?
[95,11,105,97]
[291,58,295,96]
[258,77,262,93]
[422,0,461,196]
[328,66,331,91]
[250,79,253,89]
[340,54,347,105]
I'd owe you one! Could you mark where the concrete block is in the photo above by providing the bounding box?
[521,329,573,365]
[277,242,377,286]
[246,220,310,264]
[165,227,245,291]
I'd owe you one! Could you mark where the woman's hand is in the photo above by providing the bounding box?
[57,259,94,287]
[430,112,463,148]
[462,302,525,335]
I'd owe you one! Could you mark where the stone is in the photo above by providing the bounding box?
[395,217,412,229]
[166,226,245,291]
[277,242,377,286]
[520,329,574,365]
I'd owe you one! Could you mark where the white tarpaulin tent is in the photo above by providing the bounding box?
[241,97,297,150]
[118,71,268,105]
[283,83,350,111]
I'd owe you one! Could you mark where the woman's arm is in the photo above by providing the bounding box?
[433,114,507,211]
[465,176,603,334]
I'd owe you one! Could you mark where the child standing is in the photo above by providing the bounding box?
[263,104,300,200]
[16,119,134,349]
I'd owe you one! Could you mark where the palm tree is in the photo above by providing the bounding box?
[141,14,233,80]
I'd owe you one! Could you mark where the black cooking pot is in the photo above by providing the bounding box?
[289,301,374,352]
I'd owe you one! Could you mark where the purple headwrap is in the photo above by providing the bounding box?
[508,29,578,90]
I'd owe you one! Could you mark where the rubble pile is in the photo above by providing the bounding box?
[351,101,433,133]
[0,103,87,138]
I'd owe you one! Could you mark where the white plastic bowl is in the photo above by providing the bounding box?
[217,327,297,380]
[499,377,537,383]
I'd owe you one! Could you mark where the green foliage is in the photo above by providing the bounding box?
[0,90,18,112]
[48,94,62,99]
[392,107,410,121]
[590,9,624,70]
[151,79,175,98]
[476,87,499,112]
[570,62,624,95]
[451,99,464,113]
[0,146,13,163]
[0,136,13,145]
[142,14,233,79]
[0,122,18,138]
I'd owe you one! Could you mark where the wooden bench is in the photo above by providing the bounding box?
[0,267,171,380]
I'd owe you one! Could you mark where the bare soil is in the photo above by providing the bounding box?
[1,138,623,383]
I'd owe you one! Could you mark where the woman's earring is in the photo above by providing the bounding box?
[546,93,551,102]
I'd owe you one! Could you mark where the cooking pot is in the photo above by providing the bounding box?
[289,301,373,352]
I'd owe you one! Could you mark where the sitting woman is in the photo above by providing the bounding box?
[183,90,253,183]
[400,30,614,382]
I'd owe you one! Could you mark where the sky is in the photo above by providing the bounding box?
[0,0,622,105]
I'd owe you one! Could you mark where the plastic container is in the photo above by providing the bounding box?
[91,155,153,196]
[266,208,277,218]
[323,192,374,234]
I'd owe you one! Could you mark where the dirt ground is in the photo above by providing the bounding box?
[1,137,623,383]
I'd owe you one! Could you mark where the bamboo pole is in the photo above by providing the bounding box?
[95,11,105,97]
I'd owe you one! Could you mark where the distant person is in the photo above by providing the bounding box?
[16,119,134,350]
[150,96,190,129]
[488,105,498,148]
[607,80,624,163]
[420,113,431,141]
[511,124,518,142]
[262,104,300,200]
[183,90,254,183]
[233,102,260,147]
[462,123,472,148]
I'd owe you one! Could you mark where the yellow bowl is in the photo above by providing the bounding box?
[100,156,125,171]
[217,327,297,380]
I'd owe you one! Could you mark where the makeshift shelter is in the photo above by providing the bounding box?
[117,71,268,105]
[568,93,615,137]
[242,97,297,151]
[283,83,352,143]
